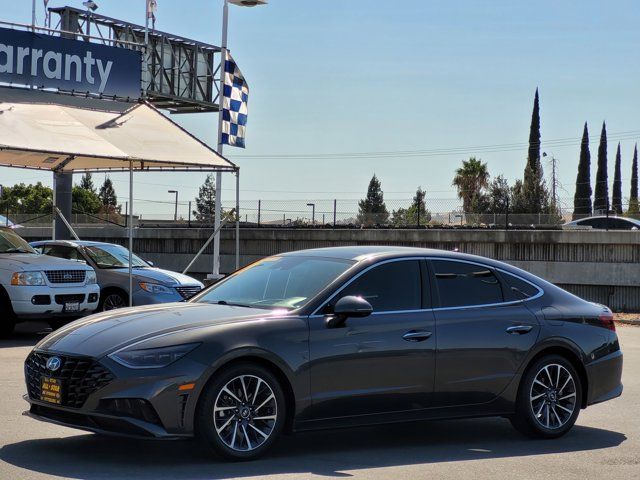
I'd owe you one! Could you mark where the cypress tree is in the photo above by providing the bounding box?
[612,143,623,214]
[520,88,550,213]
[629,144,639,215]
[593,122,609,213]
[572,122,592,219]
[527,88,541,177]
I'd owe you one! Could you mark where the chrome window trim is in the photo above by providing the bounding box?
[428,257,544,310]
[310,256,544,317]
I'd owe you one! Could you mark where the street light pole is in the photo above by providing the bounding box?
[168,190,178,221]
[307,203,315,226]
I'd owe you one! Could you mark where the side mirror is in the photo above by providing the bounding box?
[326,295,373,328]
[147,260,154,267]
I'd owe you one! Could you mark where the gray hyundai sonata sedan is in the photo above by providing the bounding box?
[24,246,623,460]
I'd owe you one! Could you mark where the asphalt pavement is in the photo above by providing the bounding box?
[1,321,638,480]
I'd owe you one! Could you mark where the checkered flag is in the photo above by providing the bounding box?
[221,51,249,148]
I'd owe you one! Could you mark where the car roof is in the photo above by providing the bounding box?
[278,246,506,266]
[30,240,119,248]
[568,216,640,225]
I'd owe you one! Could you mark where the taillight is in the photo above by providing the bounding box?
[599,311,616,331]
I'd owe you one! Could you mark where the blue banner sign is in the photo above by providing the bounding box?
[0,27,141,99]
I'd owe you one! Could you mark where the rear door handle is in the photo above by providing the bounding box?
[403,330,432,342]
[506,325,534,335]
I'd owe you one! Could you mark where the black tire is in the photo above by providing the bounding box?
[195,362,286,461]
[510,354,582,439]
[0,288,17,337]
[99,289,128,311]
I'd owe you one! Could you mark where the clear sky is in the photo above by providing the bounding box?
[1,0,639,217]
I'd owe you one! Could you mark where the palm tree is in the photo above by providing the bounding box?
[452,157,490,213]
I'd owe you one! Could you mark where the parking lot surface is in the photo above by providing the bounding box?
[1,322,638,480]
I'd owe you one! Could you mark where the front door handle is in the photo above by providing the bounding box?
[403,330,432,342]
[506,325,534,335]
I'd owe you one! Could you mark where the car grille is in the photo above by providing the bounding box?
[175,286,202,300]
[25,351,114,409]
[44,270,86,284]
[54,294,85,305]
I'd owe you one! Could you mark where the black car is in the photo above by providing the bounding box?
[24,247,623,460]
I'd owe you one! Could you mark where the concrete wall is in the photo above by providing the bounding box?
[18,227,640,311]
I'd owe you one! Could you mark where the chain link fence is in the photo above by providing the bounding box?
[5,197,638,229]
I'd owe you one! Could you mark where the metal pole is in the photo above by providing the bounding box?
[235,169,240,270]
[257,200,261,226]
[182,210,235,275]
[212,0,229,280]
[128,160,134,307]
[31,0,36,31]
[173,192,178,221]
[333,199,337,227]
[188,201,192,228]
[51,174,56,240]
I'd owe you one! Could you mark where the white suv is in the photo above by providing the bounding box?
[0,227,100,336]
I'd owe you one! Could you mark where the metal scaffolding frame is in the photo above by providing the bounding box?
[47,6,223,113]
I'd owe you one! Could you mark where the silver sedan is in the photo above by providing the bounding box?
[31,240,204,310]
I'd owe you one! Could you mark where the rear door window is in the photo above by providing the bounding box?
[431,260,504,308]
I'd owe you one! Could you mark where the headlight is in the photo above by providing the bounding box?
[11,271,45,286]
[139,282,173,294]
[109,343,200,369]
[86,270,97,285]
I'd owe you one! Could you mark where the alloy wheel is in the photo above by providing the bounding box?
[213,374,277,452]
[529,363,577,429]
[103,294,126,311]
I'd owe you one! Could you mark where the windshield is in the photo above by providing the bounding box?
[196,255,354,309]
[0,229,36,254]
[84,244,149,269]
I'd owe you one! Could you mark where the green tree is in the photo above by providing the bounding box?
[72,186,102,214]
[452,157,489,213]
[629,144,639,216]
[519,88,551,214]
[98,177,117,207]
[480,174,511,214]
[193,173,217,223]
[593,122,609,213]
[0,183,52,214]
[612,143,623,215]
[79,173,96,193]
[391,187,431,226]
[573,122,592,219]
[357,174,389,225]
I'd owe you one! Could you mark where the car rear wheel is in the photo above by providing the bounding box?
[510,354,582,438]
[196,363,286,461]
[99,290,128,311]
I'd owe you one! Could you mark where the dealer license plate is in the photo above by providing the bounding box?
[64,302,80,313]
[40,376,62,405]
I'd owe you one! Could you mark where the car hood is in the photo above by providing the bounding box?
[36,302,269,358]
[0,253,90,271]
[110,267,203,287]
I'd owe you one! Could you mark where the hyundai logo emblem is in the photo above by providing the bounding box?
[46,356,62,372]
[63,274,72,280]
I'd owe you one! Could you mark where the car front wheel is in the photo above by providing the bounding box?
[196,363,286,460]
[511,354,582,438]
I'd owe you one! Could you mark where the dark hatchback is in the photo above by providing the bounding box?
[24,247,623,460]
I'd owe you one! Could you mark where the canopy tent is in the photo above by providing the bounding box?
[0,87,240,305]
[0,88,236,173]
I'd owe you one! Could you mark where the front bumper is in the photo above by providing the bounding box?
[23,351,209,439]
[8,283,100,319]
